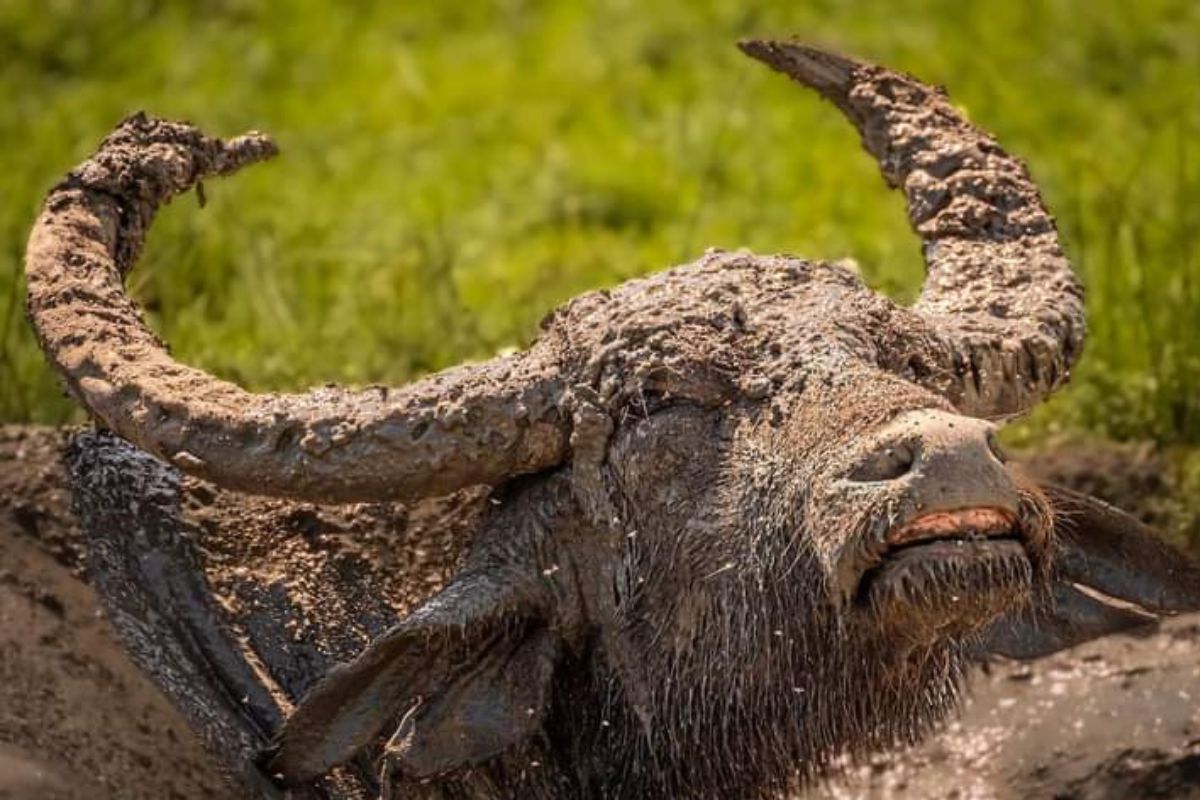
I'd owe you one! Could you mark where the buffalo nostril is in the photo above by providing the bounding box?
[847,443,915,483]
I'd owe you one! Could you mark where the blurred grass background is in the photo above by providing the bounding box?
[2,0,1198,452]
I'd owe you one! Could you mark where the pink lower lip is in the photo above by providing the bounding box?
[885,507,1016,546]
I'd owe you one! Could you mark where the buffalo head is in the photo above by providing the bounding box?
[26,41,1200,799]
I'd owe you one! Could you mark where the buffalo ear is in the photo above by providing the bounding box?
[1046,486,1200,613]
[980,485,1200,660]
[979,581,1155,660]
[383,624,558,778]
[263,572,558,784]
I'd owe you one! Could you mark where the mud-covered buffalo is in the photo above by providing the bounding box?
[25,40,1200,800]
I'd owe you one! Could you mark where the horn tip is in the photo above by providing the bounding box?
[222,130,280,171]
[737,38,862,98]
[102,112,279,176]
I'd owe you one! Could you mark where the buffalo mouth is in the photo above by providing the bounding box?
[856,507,1033,633]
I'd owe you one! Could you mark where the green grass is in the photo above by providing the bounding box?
[2,0,1199,445]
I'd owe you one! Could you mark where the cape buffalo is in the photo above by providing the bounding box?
[25,39,1200,800]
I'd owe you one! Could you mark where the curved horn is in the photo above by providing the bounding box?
[739,40,1085,418]
[26,114,569,503]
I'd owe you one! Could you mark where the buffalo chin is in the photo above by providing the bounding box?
[858,539,1033,643]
